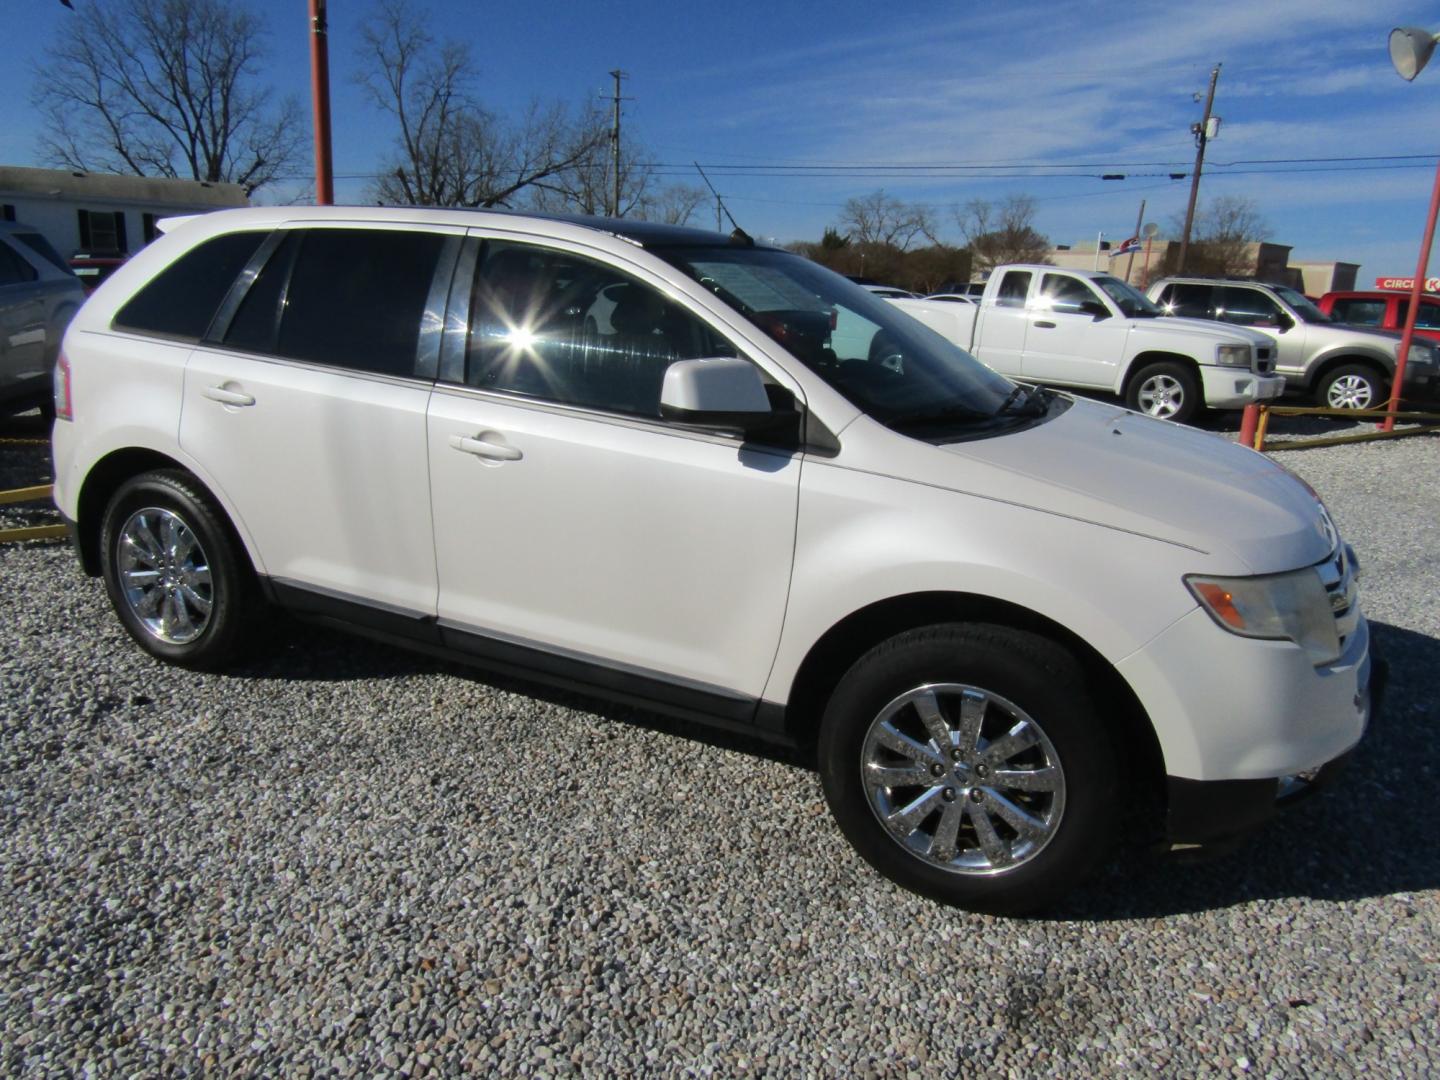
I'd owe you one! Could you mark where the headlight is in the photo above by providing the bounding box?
[1405,343,1437,367]
[1185,568,1340,665]
[1215,344,1252,368]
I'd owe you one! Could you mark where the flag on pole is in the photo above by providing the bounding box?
[1109,235,1141,257]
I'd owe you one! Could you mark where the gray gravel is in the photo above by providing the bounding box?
[1,409,1437,1076]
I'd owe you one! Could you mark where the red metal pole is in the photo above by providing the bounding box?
[308,0,334,206]
[1383,158,1440,431]
[1237,402,1261,448]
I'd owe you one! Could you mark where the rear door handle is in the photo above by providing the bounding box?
[1032,320,1057,329]
[449,433,523,461]
[202,384,256,406]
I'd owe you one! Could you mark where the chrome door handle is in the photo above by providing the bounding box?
[449,434,523,461]
[202,384,256,406]
[1032,320,1057,329]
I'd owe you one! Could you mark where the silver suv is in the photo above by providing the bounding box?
[1146,276,1440,410]
[0,222,86,417]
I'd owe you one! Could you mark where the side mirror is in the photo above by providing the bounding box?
[1080,300,1110,321]
[1276,312,1295,332]
[660,357,800,445]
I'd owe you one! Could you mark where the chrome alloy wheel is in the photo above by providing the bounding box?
[116,507,214,645]
[1136,374,1186,418]
[860,683,1066,875]
[1326,374,1375,410]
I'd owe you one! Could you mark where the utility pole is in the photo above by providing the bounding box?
[308,0,334,205]
[1178,63,1221,273]
[608,70,628,217]
[1125,198,1146,283]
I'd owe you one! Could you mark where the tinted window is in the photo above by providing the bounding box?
[995,271,1031,307]
[1160,283,1212,318]
[1040,273,1101,315]
[464,241,734,417]
[226,228,446,377]
[1215,286,1283,328]
[1330,299,1385,326]
[0,240,38,286]
[1397,299,1440,330]
[114,231,267,340]
[14,232,72,274]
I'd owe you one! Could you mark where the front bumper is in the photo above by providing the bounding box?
[1199,369,1286,409]
[1164,653,1386,851]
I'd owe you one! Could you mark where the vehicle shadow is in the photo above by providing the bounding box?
[1055,619,1440,920]
[241,613,810,768]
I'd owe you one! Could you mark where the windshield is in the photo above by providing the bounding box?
[1273,285,1330,324]
[1092,275,1161,317]
[656,246,1022,432]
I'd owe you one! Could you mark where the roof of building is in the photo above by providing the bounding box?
[0,165,247,208]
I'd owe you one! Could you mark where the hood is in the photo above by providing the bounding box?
[936,397,1333,574]
[1132,316,1275,346]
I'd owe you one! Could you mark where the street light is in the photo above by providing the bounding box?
[1381,26,1440,431]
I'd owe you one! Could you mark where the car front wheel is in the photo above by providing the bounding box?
[1126,361,1200,423]
[99,470,258,670]
[1316,363,1385,411]
[818,624,1118,915]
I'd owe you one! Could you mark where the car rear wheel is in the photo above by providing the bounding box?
[817,623,1118,915]
[1126,361,1200,423]
[100,470,259,670]
[1316,363,1385,411]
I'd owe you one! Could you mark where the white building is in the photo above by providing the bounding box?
[0,165,247,259]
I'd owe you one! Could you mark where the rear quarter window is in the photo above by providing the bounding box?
[113,231,268,341]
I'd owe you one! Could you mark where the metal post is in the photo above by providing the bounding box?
[1125,199,1146,284]
[308,0,334,206]
[1383,158,1440,431]
[1179,64,1221,274]
[1092,230,1104,272]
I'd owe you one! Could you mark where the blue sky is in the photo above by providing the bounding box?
[5,0,1440,280]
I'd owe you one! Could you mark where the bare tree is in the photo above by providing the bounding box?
[358,0,606,208]
[32,0,302,195]
[838,190,936,251]
[1173,195,1269,276]
[955,195,1051,271]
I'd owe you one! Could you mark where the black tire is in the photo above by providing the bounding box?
[1314,363,1386,411]
[1125,360,1200,424]
[99,470,259,671]
[818,623,1118,916]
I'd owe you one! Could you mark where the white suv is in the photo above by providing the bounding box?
[52,207,1374,914]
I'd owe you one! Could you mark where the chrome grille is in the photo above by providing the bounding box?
[1317,544,1360,647]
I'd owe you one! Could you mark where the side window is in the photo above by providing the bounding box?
[1161,283,1212,317]
[1214,286,1284,328]
[1331,299,1385,326]
[1417,302,1440,330]
[113,231,267,340]
[14,232,72,273]
[0,241,38,286]
[1040,273,1101,315]
[463,241,734,417]
[225,228,446,377]
[994,271,1032,308]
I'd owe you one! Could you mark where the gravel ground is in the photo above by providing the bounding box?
[1,409,1437,1076]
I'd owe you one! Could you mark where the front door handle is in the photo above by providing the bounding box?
[1032,320,1057,329]
[449,433,523,461]
[202,384,256,406]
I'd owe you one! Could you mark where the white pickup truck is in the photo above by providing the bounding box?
[888,265,1285,423]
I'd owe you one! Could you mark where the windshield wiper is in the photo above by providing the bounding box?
[995,384,1049,417]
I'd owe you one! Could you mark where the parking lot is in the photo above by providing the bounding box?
[2,410,1437,1076]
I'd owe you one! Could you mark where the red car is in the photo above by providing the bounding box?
[1317,289,1440,344]
[68,254,127,294]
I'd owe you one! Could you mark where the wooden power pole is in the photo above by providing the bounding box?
[1178,64,1221,273]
